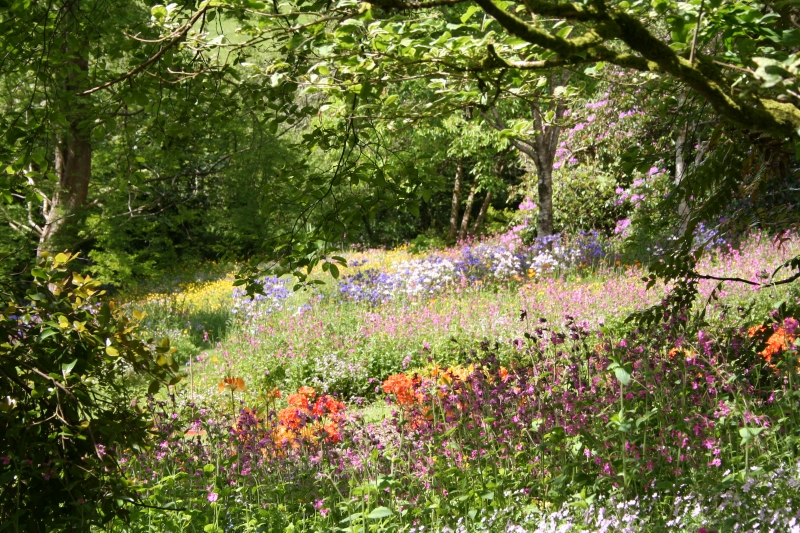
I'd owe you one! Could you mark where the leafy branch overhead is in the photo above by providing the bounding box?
[363,0,800,141]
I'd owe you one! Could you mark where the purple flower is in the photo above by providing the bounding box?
[614,218,631,236]
[784,317,799,336]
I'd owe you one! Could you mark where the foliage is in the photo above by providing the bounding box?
[0,252,182,531]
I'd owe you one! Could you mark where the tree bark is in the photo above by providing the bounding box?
[471,191,493,235]
[535,163,554,237]
[458,180,478,240]
[529,72,567,239]
[673,90,692,237]
[39,128,92,253]
[38,2,92,255]
[447,158,464,242]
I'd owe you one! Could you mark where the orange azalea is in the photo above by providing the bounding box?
[382,373,419,406]
[299,425,319,443]
[450,365,474,382]
[323,419,342,442]
[272,386,348,448]
[278,407,303,429]
[499,366,510,382]
[748,323,797,364]
[287,393,310,411]
[762,327,796,364]
[266,387,282,399]
[312,396,345,417]
[298,386,316,399]
[218,377,247,393]
[668,347,695,359]
[273,425,297,447]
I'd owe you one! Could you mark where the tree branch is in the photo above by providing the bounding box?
[78,7,207,96]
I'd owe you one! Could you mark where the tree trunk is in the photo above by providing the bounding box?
[535,163,554,237]
[447,158,464,242]
[471,191,493,234]
[674,94,691,236]
[480,71,568,242]
[38,2,92,255]
[458,180,477,240]
[361,214,375,243]
[39,129,92,254]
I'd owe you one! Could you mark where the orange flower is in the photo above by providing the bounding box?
[218,377,247,393]
[761,327,795,364]
[278,407,303,429]
[312,395,345,417]
[749,322,797,364]
[499,366,510,382]
[298,386,316,399]
[287,393,310,411]
[273,387,348,449]
[323,419,342,443]
[382,373,419,406]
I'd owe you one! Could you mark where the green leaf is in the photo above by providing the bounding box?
[106,346,119,357]
[366,506,393,519]
[613,366,631,386]
[61,359,77,376]
[739,426,764,443]
[151,5,167,20]
[460,5,481,23]
[38,329,58,341]
[148,380,161,395]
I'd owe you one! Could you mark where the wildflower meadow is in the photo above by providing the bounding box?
[98,231,800,533]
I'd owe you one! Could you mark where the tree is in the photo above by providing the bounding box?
[0,1,245,254]
[235,0,800,287]
[481,70,571,238]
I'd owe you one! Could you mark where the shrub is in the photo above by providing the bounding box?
[0,253,182,531]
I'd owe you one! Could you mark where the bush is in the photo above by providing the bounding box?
[0,253,182,531]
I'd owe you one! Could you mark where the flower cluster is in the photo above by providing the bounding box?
[275,386,346,446]
[231,276,291,320]
[337,233,608,304]
[749,317,799,365]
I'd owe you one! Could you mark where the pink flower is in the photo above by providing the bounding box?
[708,458,721,467]
[518,197,537,211]
[207,492,219,503]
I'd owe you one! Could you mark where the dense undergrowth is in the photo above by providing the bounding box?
[106,233,800,532]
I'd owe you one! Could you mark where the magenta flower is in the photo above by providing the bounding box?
[207,492,218,503]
